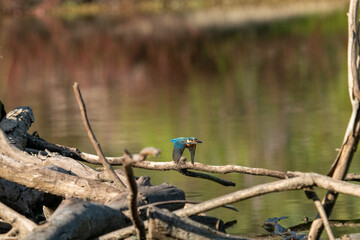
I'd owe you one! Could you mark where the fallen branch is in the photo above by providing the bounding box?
[305,188,334,240]
[0,202,37,238]
[108,172,360,238]
[147,207,245,240]
[73,82,126,190]
[175,173,360,217]
[0,154,122,203]
[178,169,235,186]
[23,198,129,240]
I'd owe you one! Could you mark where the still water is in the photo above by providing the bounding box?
[1,10,360,237]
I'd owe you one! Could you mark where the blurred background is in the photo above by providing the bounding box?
[0,0,357,237]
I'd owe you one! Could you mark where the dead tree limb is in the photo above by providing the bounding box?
[0,127,100,180]
[309,0,360,238]
[178,169,235,186]
[24,182,185,240]
[147,207,246,240]
[111,173,360,238]
[0,154,122,203]
[123,150,146,240]
[304,189,334,240]
[23,198,129,240]
[80,156,290,179]
[174,173,360,218]
[73,82,126,190]
[0,106,34,150]
[0,178,46,222]
[0,202,37,238]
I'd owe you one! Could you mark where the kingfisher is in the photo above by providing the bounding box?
[171,137,202,164]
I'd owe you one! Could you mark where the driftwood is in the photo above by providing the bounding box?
[147,207,245,240]
[0,106,33,150]
[0,202,37,238]
[23,198,129,240]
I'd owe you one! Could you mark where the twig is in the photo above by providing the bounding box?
[123,149,146,240]
[73,82,126,191]
[178,169,235,186]
[304,188,334,240]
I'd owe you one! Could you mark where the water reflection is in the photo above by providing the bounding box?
[1,11,358,236]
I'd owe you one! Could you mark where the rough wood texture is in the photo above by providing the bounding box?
[0,178,45,222]
[0,106,34,150]
[24,182,185,240]
[24,198,130,240]
[0,154,122,203]
[0,202,37,238]
[147,207,245,240]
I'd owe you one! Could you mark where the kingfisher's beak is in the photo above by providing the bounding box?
[189,147,196,165]
[196,139,202,143]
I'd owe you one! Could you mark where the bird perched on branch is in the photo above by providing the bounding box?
[171,137,202,164]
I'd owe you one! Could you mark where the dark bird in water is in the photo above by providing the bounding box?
[171,137,202,164]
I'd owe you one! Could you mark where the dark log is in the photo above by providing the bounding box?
[147,207,246,240]
[189,215,225,232]
[0,202,37,238]
[24,198,130,240]
[26,133,84,161]
[24,182,185,240]
[0,179,45,222]
[0,106,34,150]
[107,183,186,211]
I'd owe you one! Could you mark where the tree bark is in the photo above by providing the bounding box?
[147,207,246,240]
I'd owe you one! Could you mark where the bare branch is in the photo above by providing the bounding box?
[0,154,122,203]
[174,173,360,218]
[123,150,146,240]
[72,82,126,191]
[305,189,334,240]
[177,168,235,186]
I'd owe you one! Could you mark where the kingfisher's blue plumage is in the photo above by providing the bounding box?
[171,137,202,164]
